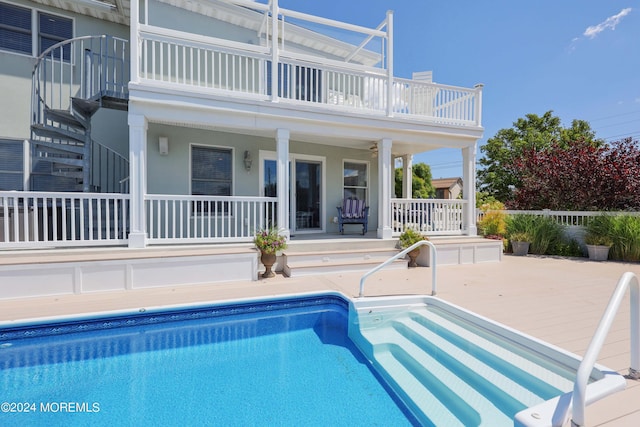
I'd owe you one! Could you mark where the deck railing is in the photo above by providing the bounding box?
[0,191,130,248]
[136,25,482,126]
[145,194,277,244]
[392,199,466,236]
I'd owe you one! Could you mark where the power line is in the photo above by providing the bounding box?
[587,109,640,123]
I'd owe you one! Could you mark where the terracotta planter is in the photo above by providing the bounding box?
[511,241,530,256]
[586,245,610,261]
[407,248,421,268]
[260,251,277,278]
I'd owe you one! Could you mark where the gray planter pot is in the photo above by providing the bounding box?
[586,244,610,261]
[512,241,530,256]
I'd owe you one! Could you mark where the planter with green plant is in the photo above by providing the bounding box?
[509,231,532,256]
[399,228,428,267]
[506,214,536,256]
[584,215,613,261]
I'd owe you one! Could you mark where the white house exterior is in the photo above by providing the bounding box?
[0,0,484,250]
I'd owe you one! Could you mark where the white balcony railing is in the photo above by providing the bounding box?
[392,199,466,236]
[145,194,277,244]
[135,26,482,126]
[0,191,130,248]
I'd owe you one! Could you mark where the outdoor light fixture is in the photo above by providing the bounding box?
[243,150,253,171]
[158,136,169,155]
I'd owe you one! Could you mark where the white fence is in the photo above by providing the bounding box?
[0,191,130,248]
[392,199,466,236]
[145,194,277,244]
[478,209,640,227]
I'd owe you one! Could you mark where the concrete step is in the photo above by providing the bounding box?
[284,247,407,277]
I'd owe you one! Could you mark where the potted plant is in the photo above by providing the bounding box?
[584,215,613,261]
[253,227,288,278]
[399,228,428,267]
[509,231,532,256]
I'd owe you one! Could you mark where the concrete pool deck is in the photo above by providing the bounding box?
[1,255,639,426]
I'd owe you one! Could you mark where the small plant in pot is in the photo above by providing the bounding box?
[399,228,428,267]
[584,215,613,261]
[253,227,288,278]
[509,231,532,256]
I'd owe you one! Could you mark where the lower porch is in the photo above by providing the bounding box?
[0,233,502,301]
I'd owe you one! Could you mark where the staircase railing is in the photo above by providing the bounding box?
[31,35,129,130]
[358,240,437,297]
[91,140,129,194]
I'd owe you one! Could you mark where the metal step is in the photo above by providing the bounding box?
[32,139,85,155]
[51,170,83,179]
[32,124,86,144]
[71,97,101,118]
[43,107,87,130]
[42,156,84,167]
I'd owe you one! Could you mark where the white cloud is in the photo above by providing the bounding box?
[583,8,632,39]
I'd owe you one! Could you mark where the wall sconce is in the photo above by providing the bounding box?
[158,136,169,156]
[243,150,253,172]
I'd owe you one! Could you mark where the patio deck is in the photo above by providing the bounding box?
[1,255,639,426]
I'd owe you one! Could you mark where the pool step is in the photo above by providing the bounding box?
[358,307,575,426]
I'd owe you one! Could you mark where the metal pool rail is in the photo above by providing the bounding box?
[568,272,639,427]
[358,240,437,298]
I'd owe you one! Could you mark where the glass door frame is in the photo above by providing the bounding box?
[259,150,326,234]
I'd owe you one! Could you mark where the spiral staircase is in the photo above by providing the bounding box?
[30,35,130,193]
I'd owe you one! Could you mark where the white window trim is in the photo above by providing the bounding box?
[189,143,235,217]
[0,0,75,58]
[342,158,370,205]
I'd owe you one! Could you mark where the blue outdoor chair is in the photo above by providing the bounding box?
[337,198,369,235]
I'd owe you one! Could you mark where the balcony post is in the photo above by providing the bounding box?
[386,10,394,117]
[474,83,484,126]
[377,138,393,239]
[128,113,148,248]
[130,0,139,84]
[462,143,478,236]
[276,128,290,238]
[270,0,279,102]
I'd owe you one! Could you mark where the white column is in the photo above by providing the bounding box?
[377,138,393,239]
[402,154,413,199]
[128,114,148,248]
[276,128,290,238]
[462,143,478,236]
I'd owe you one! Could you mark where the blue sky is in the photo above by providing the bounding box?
[278,0,640,179]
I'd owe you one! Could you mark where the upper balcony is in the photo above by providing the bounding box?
[129,0,483,128]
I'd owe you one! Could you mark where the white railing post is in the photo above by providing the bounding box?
[275,129,290,236]
[474,83,483,126]
[130,0,140,84]
[270,0,279,102]
[462,144,478,236]
[385,10,394,117]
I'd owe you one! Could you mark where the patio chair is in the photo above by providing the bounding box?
[337,197,369,235]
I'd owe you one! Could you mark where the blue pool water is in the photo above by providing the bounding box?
[0,296,418,426]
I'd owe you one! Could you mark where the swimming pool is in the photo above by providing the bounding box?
[0,292,626,427]
[0,295,418,426]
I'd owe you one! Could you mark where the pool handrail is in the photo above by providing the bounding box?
[358,240,437,298]
[568,271,639,427]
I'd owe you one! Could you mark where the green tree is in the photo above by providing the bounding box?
[477,111,602,203]
[395,162,435,198]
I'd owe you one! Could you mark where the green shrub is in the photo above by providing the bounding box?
[585,215,614,246]
[529,216,563,255]
[609,215,640,262]
[478,210,507,237]
[552,239,584,257]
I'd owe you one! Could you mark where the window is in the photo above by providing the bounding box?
[0,3,32,55]
[0,139,24,191]
[343,161,368,201]
[0,3,73,56]
[39,12,72,56]
[191,146,233,214]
